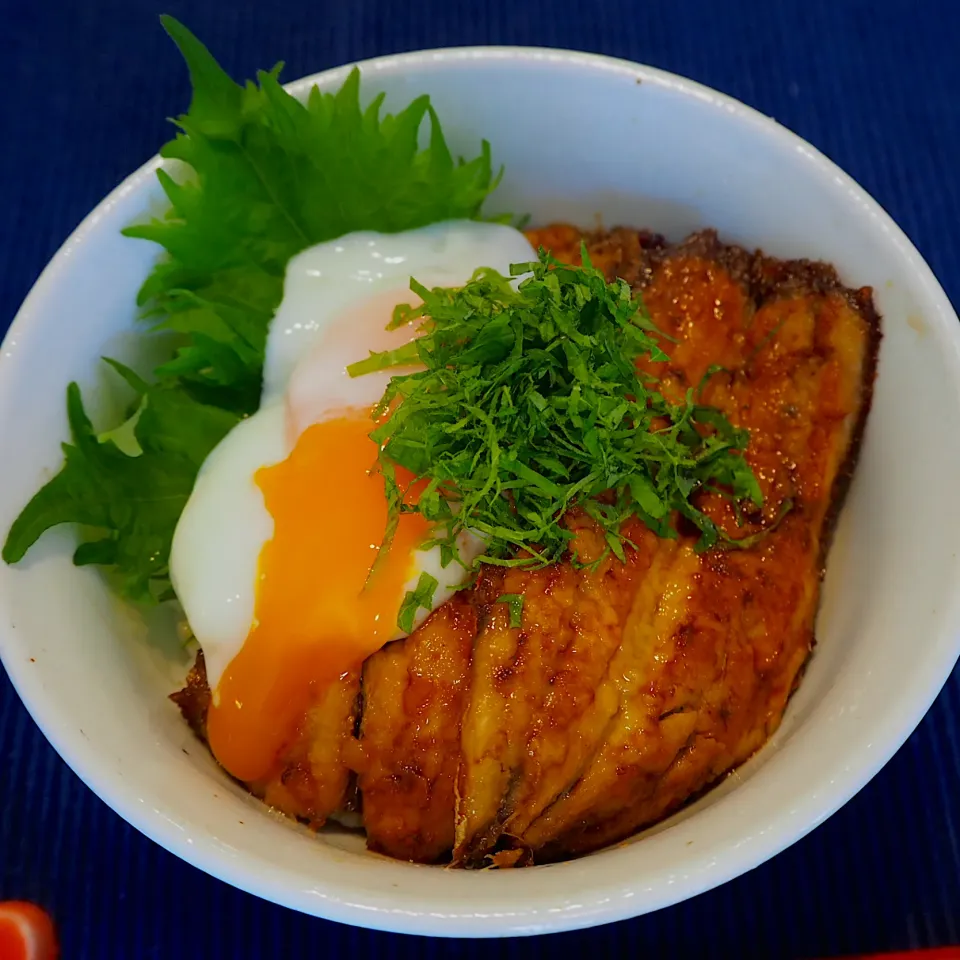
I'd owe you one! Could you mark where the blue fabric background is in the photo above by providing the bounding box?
[2,1,959,956]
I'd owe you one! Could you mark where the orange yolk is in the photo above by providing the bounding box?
[206,413,429,783]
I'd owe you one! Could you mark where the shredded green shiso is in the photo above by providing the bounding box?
[349,249,763,604]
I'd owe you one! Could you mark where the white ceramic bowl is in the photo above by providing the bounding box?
[2,47,959,938]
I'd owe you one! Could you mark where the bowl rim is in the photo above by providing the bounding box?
[2,43,960,938]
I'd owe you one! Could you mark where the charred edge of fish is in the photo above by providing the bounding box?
[455,767,524,868]
[169,648,210,742]
[537,732,707,863]
[817,287,882,571]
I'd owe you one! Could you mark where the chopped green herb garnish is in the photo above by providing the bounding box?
[352,246,764,593]
[2,17,504,601]
[496,594,525,629]
[397,572,441,634]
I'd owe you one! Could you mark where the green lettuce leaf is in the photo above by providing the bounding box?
[3,365,238,601]
[3,16,504,600]
[126,14,502,415]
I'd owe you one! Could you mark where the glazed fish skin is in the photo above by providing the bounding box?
[453,518,656,865]
[356,596,476,863]
[172,652,361,826]
[250,669,361,826]
[517,230,878,859]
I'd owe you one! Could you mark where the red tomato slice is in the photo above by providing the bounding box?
[0,902,57,960]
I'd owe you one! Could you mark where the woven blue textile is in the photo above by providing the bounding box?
[2,1,959,956]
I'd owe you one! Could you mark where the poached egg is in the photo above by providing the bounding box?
[169,220,535,782]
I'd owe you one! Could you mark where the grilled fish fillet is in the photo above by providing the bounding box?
[173,652,361,826]
[248,669,361,825]
[455,226,879,862]
[172,225,880,865]
[354,596,477,862]
[453,515,658,863]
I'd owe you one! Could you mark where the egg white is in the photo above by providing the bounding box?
[170,221,536,690]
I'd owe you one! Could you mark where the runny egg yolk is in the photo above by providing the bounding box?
[205,413,429,783]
